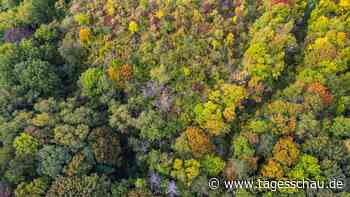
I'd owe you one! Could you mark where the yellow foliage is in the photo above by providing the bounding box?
[183,66,191,77]
[344,139,350,153]
[128,21,139,33]
[225,33,235,46]
[221,84,247,107]
[223,107,236,122]
[192,9,202,22]
[79,27,91,42]
[173,159,183,170]
[211,39,221,49]
[337,32,347,43]
[171,158,200,186]
[208,90,221,103]
[340,0,350,10]
[185,127,214,157]
[107,63,132,85]
[155,9,165,19]
[107,66,119,82]
[261,159,284,179]
[205,119,227,136]
[184,159,200,184]
[32,113,50,127]
[106,0,117,16]
[232,16,238,24]
[273,137,300,167]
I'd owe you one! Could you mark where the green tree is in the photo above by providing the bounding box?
[14,59,60,97]
[4,155,36,184]
[88,127,122,167]
[14,177,49,197]
[13,132,39,156]
[330,116,350,138]
[64,148,95,176]
[200,154,225,176]
[79,67,109,97]
[37,145,72,178]
[46,174,111,197]
[288,154,321,180]
[233,136,255,159]
[54,124,89,149]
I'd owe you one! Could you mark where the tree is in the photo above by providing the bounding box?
[174,132,191,156]
[232,136,255,159]
[0,181,11,197]
[146,150,173,176]
[171,159,200,186]
[46,174,111,197]
[79,67,109,97]
[200,154,225,176]
[14,59,60,98]
[256,133,275,159]
[3,27,33,43]
[185,127,214,158]
[329,116,350,138]
[194,84,247,135]
[135,110,169,142]
[224,159,251,180]
[242,3,299,99]
[13,132,39,156]
[88,126,122,167]
[306,83,333,106]
[14,177,49,197]
[288,154,321,180]
[107,60,133,86]
[264,100,302,135]
[272,137,300,167]
[246,119,270,134]
[37,145,72,178]
[0,111,32,175]
[60,105,101,127]
[4,155,37,185]
[26,0,62,24]
[194,101,227,136]
[261,159,284,179]
[64,148,95,176]
[54,124,89,150]
[79,27,91,43]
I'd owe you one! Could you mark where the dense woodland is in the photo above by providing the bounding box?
[0,0,349,196]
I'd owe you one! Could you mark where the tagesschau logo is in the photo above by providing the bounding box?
[208,178,345,192]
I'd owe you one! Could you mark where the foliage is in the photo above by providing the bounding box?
[54,124,89,149]
[261,159,284,179]
[4,155,36,185]
[80,67,109,97]
[272,137,300,167]
[200,154,225,176]
[64,148,95,176]
[330,116,350,138]
[37,145,72,178]
[88,127,122,167]
[232,136,255,159]
[194,84,247,135]
[171,158,200,186]
[0,0,349,196]
[185,127,214,158]
[13,132,39,156]
[14,177,49,197]
[288,154,321,180]
[46,174,111,197]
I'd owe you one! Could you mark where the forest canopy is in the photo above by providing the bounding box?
[0,0,350,196]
